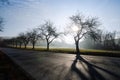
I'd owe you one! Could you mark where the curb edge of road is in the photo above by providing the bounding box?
[0,50,36,80]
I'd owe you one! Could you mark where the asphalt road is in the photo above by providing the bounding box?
[0,50,33,80]
[0,48,120,80]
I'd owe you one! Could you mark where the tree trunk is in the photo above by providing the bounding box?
[24,44,27,48]
[32,42,35,49]
[75,40,80,56]
[16,43,17,48]
[20,43,22,48]
[47,43,49,51]
[46,39,49,51]
[13,42,15,47]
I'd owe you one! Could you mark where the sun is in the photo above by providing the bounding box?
[72,25,79,32]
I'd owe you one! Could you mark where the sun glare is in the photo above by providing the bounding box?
[72,25,79,32]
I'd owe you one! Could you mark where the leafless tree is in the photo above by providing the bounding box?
[38,21,59,51]
[17,33,29,48]
[66,13,101,56]
[13,36,24,48]
[8,38,15,47]
[0,38,10,47]
[19,32,30,48]
[118,38,120,48]
[28,29,39,49]
[103,32,116,49]
[17,37,23,48]
[13,37,18,48]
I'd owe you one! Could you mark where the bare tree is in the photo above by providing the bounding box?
[38,21,59,51]
[9,38,15,47]
[0,38,10,47]
[13,37,18,48]
[118,38,120,49]
[19,32,30,48]
[17,33,28,48]
[103,32,116,50]
[28,29,39,49]
[17,37,22,48]
[66,13,101,56]
[14,36,24,48]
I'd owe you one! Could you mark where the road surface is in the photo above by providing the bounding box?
[0,48,120,80]
[0,50,33,80]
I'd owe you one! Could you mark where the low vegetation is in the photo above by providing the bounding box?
[9,46,120,57]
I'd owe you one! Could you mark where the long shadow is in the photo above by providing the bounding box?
[71,55,120,80]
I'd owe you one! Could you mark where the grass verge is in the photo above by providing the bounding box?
[7,46,120,57]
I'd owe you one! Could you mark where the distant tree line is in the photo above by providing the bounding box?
[92,31,120,50]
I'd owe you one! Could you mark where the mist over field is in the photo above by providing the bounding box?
[26,38,100,49]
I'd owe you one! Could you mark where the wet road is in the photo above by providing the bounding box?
[0,48,120,80]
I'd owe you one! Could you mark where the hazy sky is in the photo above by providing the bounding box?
[0,0,120,43]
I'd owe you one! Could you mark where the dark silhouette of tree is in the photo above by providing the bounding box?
[9,38,16,47]
[66,13,101,56]
[8,38,15,47]
[19,32,30,48]
[0,38,9,47]
[13,37,18,48]
[17,37,22,48]
[17,33,28,48]
[28,29,39,49]
[38,21,59,51]
[118,38,120,49]
[103,32,116,50]
[16,37,23,48]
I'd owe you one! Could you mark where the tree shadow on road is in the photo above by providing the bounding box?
[70,55,120,80]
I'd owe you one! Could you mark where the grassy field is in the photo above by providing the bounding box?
[9,46,120,57]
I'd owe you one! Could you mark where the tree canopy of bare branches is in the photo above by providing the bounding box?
[28,29,39,49]
[38,21,59,50]
[66,13,101,56]
[19,32,30,48]
[103,31,116,49]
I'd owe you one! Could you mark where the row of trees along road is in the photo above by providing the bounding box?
[4,13,102,57]
[0,0,120,57]
[8,21,60,51]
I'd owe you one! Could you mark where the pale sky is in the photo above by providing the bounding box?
[0,0,120,43]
